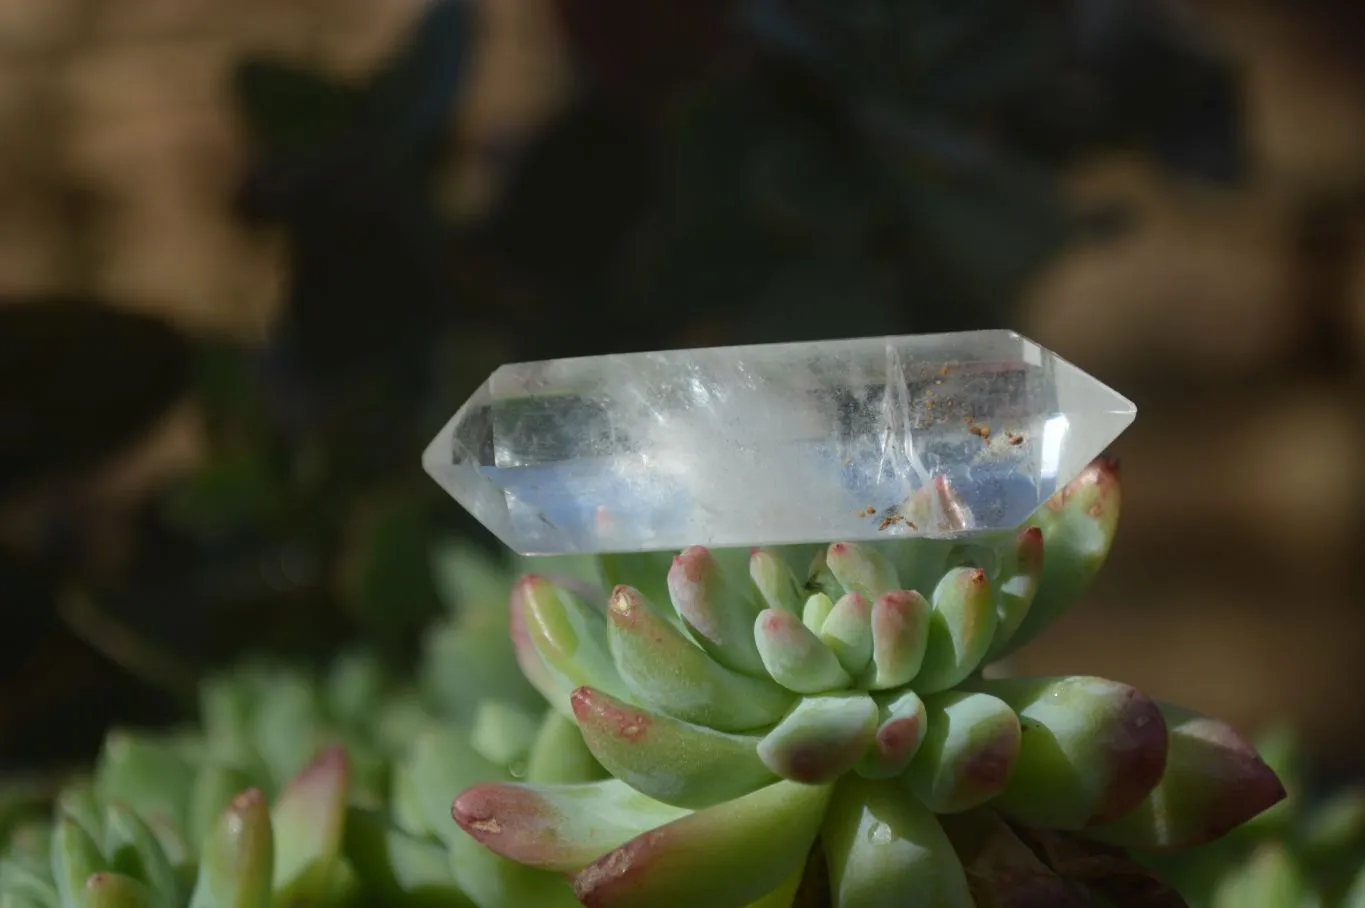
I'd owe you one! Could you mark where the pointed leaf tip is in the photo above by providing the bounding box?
[915,567,997,694]
[749,548,803,615]
[522,574,628,713]
[825,542,899,600]
[994,456,1123,658]
[271,745,349,902]
[668,546,765,676]
[1086,704,1286,850]
[452,779,688,873]
[191,786,273,908]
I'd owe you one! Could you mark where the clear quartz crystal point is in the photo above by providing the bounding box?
[423,330,1136,556]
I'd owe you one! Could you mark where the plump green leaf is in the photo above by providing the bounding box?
[103,804,179,908]
[669,546,766,676]
[823,776,972,908]
[913,568,997,694]
[572,781,831,908]
[903,691,1020,814]
[1084,704,1285,850]
[608,586,794,732]
[270,747,349,906]
[51,815,106,908]
[959,676,1167,830]
[571,687,773,808]
[754,609,850,694]
[453,778,688,873]
[991,458,1121,659]
[758,694,878,785]
[189,788,273,908]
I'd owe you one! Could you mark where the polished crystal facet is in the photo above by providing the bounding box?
[423,330,1136,555]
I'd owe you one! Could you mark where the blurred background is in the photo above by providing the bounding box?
[1,0,1362,790]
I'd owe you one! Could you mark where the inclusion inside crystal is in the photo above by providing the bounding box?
[423,330,1135,555]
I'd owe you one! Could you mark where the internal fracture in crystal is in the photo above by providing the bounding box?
[422,330,1136,555]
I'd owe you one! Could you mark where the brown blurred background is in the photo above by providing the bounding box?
[0,0,1362,778]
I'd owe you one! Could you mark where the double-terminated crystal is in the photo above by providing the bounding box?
[423,331,1136,555]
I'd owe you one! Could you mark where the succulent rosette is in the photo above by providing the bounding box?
[452,458,1287,907]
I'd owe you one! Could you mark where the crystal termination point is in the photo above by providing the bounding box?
[422,331,1136,556]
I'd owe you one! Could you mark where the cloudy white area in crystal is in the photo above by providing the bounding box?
[422,330,1135,556]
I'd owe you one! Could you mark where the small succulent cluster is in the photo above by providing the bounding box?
[0,545,604,908]
[1141,726,1365,908]
[453,458,1289,907]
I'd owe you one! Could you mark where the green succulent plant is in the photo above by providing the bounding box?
[1138,726,1365,908]
[451,458,1288,907]
[0,542,607,908]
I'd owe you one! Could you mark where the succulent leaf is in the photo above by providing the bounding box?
[509,576,570,711]
[824,543,900,601]
[519,575,631,715]
[470,701,541,768]
[95,735,196,834]
[991,458,1121,659]
[269,746,349,906]
[818,593,874,678]
[1084,704,1286,850]
[103,803,179,908]
[571,780,831,908]
[757,694,878,785]
[959,676,1168,829]
[51,814,106,908]
[399,728,503,846]
[856,690,928,780]
[189,788,273,908]
[754,609,851,694]
[188,765,255,854]
[607,585,795,732]
[249,676,325,787]
[452,778,689,873]
[982,525,1045,663]
[866,590,931,690]
[801,593,835,634]
[82,873,153,908]
[668,546,766,676]
[904,691,1020,814]
[749,549,804,616]
[822,776,973,908]
[0,857,59,906]
[571,687,774,808]
[912,568,996,694]
[56,786,105,844]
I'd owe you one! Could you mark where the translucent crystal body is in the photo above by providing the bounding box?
[423,330,1135,555]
